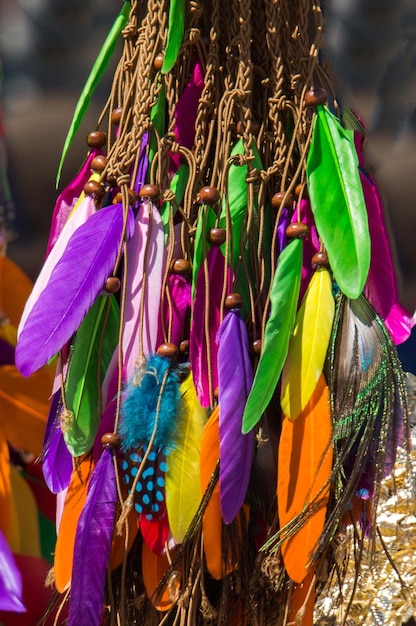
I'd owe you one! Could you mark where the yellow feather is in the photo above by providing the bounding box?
[281,268,334,421]
[0,321,17,346]
[165,374,207,543]
[68,171,101,220]
[9,466,42,558]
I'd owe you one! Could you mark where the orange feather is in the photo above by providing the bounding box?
[142,541,180,611]
[109,507,138,571]
[0,256,33,327]
[277,375,333,583]
[288,570,315,625]
[54,455,94,593]
[0,431,11,541]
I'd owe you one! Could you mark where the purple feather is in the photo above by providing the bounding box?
[42,391,73,493]
[276,206,290,253]
[69,448,117,626]
[0,338,15,365]
[217,309,254,524]
[46,149,103,256]
[16,203,134,377]
[157,274,191,347]
[0,529,26,613]
[133,132,149,194]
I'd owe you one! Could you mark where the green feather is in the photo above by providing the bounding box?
[161,0,186,73]
[160,164,190,233]
[191,204,217,298]
[148,84,166,169]
[242,238,302,434]
[306,105,370,299]
[64,295,119,456]
[56,1,131,188]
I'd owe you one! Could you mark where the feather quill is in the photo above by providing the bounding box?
[64,295,119,456]
[123,202,164,376]
[16,203,134,377]
[165,373,207,543]
[69,449,117,626]
[217,309,254,524]
[161,0,186,73]
[56,2,131,186]
[242,238,303,434]
[281,268,335,421]
[42,391,73,494]
[306,105,370,299]
[0,529,25,613]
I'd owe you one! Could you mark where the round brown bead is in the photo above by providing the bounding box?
[84,180,105,198]
[139,184,161,201]
[252,339,262,355]
[207,228,226,245]
[294,182,308,199]
[311,250,330,269]
[224,292,243,309]
[213,387,219,400]
[170,258,192,275]
[153,53,164,71]
[179,339,190,354]
[236,119,261,136]
[101,432,121,449]
[111,107,123,125]
[286,222,309,240]
[104,276,121,294]
[86,130,107,148]
[199,186,220,206]
[157,342,179,359]
[91,154,108,173]
[271,191,294,209]
[304,88,328,107]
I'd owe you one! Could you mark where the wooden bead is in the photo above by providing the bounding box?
[286,222,309,240]
[112,189,138,206]
[224,292,243,309]
[104,276,121,294]
[87,130,107,148]
[170,258,192,275]
[213,387,219,400]
[304,88,328,107]
[271,191,294,209]
[207,228,226,245]
[153,53,164,71]
[294,182,308,198]
[179,339,190,354]
[199,186,220,205]
[91,154,108,173]
[157,342,179,359]
[311,250,330,269]
[139,184,161,201]
[111,107,123,125]
[101,432,121,449]
[252,339,262,354]
[84,180,105,198]
[236,119,260,136]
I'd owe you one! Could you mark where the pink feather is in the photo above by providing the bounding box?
[156,274,192,347]
[290,199,320,301]
[123,201,164,377]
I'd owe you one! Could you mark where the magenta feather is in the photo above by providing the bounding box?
[361,170,412,344]
[93,362,121,463]
[170,59,204,172]
[217,309,254,524]
[123,202,164,377]
[42,391,73,493]
[18,194,97,337]
[46,149,102,255]
[0,529,25,613]
[157,274,192,347]
[190,246,225,408]
[68,448,117,626]
[290,199,320,301]
[16,203,134,377]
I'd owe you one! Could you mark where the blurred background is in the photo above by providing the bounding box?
[0,0,415,307]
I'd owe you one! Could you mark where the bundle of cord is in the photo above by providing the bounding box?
[15,1,414,624]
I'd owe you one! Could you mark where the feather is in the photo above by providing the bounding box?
[16,203,134,378]
[191,204,217,298]
[0,431,11,540]
[157,274,191,347]
[160,165,189,231]
[190,245,225,407]
[139,510,170,555]
[290,199,321,301]
[276,375,333,583]
[288,570,316,625]
[148,85,166,166]
[306,105,370,299]
[165,373,207,543]
[161,0,186,73]
[200,405,222,579]
[47,149,102,255]
[361,168,412,344]
[0,338,15,365]
[142,541,180,611]
[242,238,303,434]
[132,132,149,194]
[217,309,254,524]
[123,202,164,377]
[64,295,119,456]
[0,364,53,456]
[9,465,42,558]
[0,256,33,328]
[0,529,25,613]
[42,391,73,494]
[54,455,94,593]
[17,194,97,336]
[69,449,117,626]
[281,268,335,421]
[56,1,131,186]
